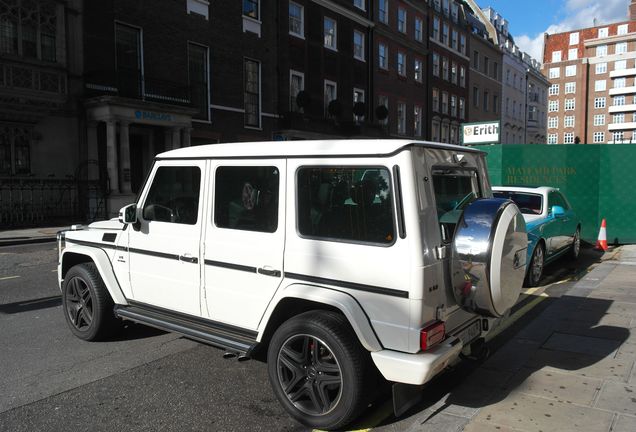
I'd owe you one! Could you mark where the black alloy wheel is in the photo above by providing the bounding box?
[267,311,373,430]
[277,334,343,416]
[62,263,120,341]
[65,276,94,331]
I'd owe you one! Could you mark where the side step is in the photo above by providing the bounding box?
[114,302,258,355]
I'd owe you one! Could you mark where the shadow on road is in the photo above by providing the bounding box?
[0,295,61,314]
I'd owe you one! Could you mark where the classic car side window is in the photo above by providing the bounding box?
[297,167,395,245]
[214,166,279,233]
[142,166,201,224]
[549,192,568,211]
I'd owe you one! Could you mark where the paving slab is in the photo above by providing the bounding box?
[403,412,468,432]
[525,348,634,383]
[462,421,525,432]
[507,367,603,406]
[472,393,614,432]
[541,332,622,357]
[595,381,636,416]
[612,415,636,432]
[480,339,543,373]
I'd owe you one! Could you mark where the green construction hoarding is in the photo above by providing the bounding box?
[474,144,636,244]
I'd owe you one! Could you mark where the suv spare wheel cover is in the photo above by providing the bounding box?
[451,198,527,317]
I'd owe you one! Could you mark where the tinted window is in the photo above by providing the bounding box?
[432,170,481,242]
[548,192,568,210]
[143,166,201,224]
[493,191,543,215]
[297,167,394,244]
[214,166,279,233]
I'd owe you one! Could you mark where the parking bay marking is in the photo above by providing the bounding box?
[0,275,20,281]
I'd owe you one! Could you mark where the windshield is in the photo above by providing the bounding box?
[493,191,543,215]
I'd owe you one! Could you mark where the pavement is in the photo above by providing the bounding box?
[373,245,636,432]
[0,226,70,246]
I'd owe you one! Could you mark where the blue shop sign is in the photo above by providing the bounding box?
[134,110,174,122]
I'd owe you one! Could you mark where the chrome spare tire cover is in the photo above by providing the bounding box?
[451,198,528,317]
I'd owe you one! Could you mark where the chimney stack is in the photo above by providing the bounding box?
[630,0,636,21]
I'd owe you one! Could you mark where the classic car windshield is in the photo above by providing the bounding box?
[493,191,543,215]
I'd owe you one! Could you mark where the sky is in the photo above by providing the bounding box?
[481,0,632,62]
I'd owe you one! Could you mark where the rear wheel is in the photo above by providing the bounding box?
[267,311,371,430]
[62,263,120,341]
[526,243,545,287]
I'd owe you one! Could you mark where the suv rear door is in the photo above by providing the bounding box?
[203,160,286,330]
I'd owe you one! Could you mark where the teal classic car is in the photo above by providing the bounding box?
[492,186,581,287]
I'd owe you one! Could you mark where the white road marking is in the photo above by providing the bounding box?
[0,275,20,281]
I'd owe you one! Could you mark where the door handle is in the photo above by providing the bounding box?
[258,267,281,277]
[179,254,198,264]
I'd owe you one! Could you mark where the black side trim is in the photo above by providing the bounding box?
[102,233,117,242]
[205,259,257,274]
[128,247,179,261]
[66,239,116,249]
[393,165,406,239]
[284,272,409,299]
[115,301,258,354]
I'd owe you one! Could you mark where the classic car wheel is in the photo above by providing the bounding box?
[62,263,120,341]
[526,243,544,287]
[571,228,581,260]
[267,311,372,430]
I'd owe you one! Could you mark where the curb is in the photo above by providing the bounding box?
[0,236,57,247]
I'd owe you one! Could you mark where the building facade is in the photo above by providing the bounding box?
[544,1,636,144]
[427,0,469,144]
[0,0,87,226]
[466,8,502,126]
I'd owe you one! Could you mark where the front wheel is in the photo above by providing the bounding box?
[526,243,545,287]
[267,311,372,430]
[62,263,120,341]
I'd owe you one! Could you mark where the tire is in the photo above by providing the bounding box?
[525,243,545,287]
[62,263,120,341]
[267,311,372,430]
[570,227,581,260]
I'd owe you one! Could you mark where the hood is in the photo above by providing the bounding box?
[88,218,124,231]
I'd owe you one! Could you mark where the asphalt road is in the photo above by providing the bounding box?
[0,242,603,432]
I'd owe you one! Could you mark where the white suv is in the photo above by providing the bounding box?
[57,140,527,430]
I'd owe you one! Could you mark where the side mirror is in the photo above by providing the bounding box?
[551,205,565,218]
[119,204,138,224]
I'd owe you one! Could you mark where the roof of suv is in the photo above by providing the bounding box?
[157,139,484,160]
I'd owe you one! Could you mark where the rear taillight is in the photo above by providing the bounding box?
[420,321,446,351]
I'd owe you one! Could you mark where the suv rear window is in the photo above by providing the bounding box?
[432,169,481,242]
[297,167,395,244]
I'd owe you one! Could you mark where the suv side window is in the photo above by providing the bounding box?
[297,167,395,244]
[142,166,201,224]
[214,166,279,233]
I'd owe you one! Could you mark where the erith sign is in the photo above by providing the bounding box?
[462,122,500,145]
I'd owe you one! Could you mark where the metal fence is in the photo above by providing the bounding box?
[0,178,107,229]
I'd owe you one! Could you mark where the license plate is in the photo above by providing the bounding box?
[456,320,481,345]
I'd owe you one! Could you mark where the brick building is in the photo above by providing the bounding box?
[465,7,502,126]
[543,0,636,144]
[276,0,376,139]
[428,0,469,144]
[0,0,86,226]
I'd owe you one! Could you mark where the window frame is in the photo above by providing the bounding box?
[323,16,338,51]
[243,57,261,129]
[288,1,305,38]
[353,29,365,61]
[289,69,305,112]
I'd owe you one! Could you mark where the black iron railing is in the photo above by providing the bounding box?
[0,178,106,228]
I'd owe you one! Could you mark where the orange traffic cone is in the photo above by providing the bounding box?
[595,218,608,251]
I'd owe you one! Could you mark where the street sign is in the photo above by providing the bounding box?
[462,121,500,145]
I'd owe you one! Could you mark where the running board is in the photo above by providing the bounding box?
[114,303,258,355]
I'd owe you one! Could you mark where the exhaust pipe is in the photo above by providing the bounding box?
[223,352,237,359]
